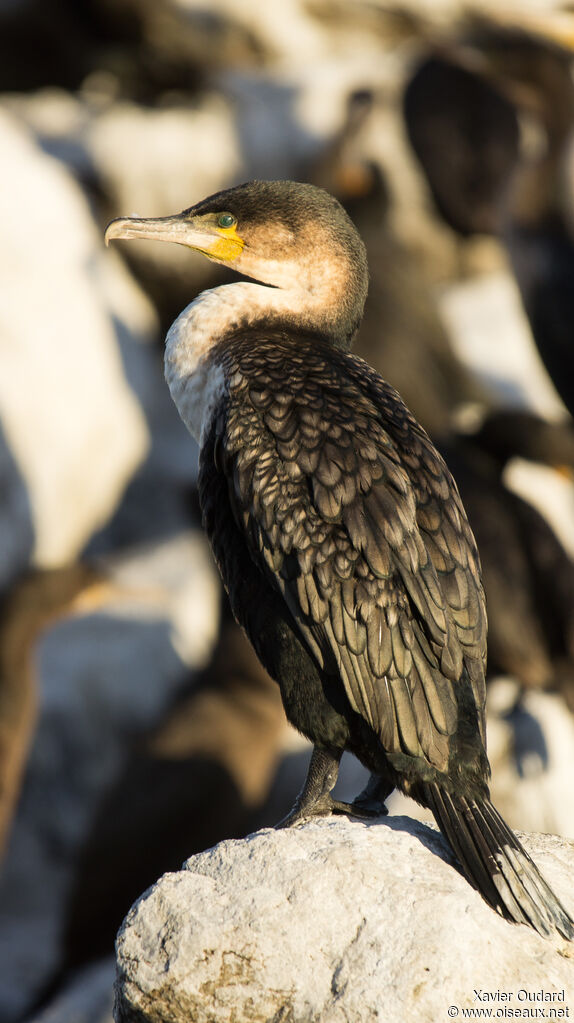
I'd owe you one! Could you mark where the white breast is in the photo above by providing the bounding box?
[163,278,294,444]
[164,289,229,444]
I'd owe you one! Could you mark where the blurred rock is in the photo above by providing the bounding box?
[2,86,97,180]
[0,565,109,863]
[171,0,385,68]
[0,533,219,1021]
[0,420,34,590]
[29,958,115,1023]
[487,682,574,840]
[50,600,284,974]
[0,109,152,569]
[504,458,574,560]
[90,93,241,221]
[115,818,574,1023]
[439,271,566,415]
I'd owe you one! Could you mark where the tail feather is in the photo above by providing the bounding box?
[422,782,574,940]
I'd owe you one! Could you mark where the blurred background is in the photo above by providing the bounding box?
[2,0,574,1018]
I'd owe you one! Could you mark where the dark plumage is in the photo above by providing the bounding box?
[106,179,574,938]
[403,53,520,237]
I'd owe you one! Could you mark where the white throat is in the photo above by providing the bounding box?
[164,280,299,444]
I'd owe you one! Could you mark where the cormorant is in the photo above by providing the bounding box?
[106,179,574,938]
[403,30,574,419]
[403,53,520,238]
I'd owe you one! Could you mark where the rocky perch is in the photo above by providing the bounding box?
[114,816,574,1023]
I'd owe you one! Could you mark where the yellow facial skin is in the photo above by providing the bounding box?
[198,213,245,262]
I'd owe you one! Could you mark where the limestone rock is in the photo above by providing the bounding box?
[115,816,574,1023]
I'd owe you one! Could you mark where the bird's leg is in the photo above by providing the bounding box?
[349,772,393,816]
[276,747,386,828]
[276,746,343,828]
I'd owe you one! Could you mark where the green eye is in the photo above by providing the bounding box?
[218,213,236,229]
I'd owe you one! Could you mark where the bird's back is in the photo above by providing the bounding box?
[198,329,489,794]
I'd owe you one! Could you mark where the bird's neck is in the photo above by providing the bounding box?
[164,276,363,443]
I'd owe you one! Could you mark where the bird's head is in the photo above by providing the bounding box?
[105,179,369,348]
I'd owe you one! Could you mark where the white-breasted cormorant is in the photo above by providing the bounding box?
[106,179,574,938]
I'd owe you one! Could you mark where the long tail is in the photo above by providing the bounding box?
[421,782,574,940]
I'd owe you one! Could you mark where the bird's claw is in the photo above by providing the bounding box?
[275,792,387,829]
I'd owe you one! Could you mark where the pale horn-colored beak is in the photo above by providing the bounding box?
[104,213,244,262]
[105,214,211,250]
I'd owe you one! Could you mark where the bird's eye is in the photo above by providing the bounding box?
[218,213,236,229]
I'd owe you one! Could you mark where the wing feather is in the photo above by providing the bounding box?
[207,338,487,772]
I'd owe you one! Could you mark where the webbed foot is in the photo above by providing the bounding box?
[277,792,339,828]
[275,751,392,828]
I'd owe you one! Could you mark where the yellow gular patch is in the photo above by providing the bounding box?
[207,224,244,262]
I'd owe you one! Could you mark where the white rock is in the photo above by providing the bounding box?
[439,271,567,417]
[115,817,574,1023]
[0,108,150,567]
[89,93,241,232]
[174,0,569,66]
[175,0,329,66]
[503,458,574,560]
